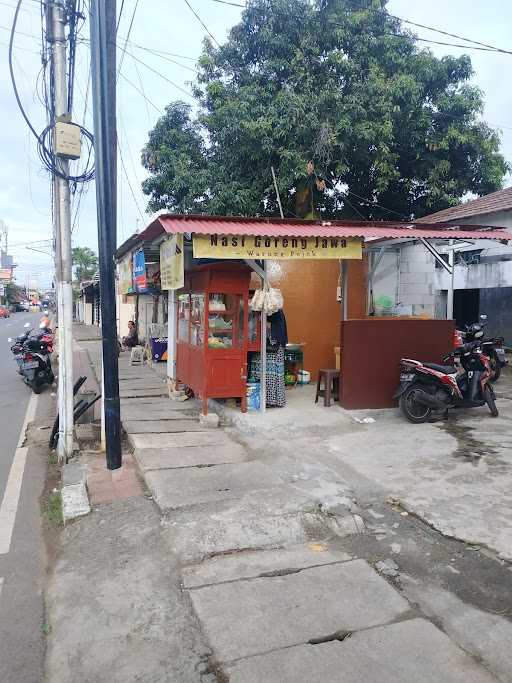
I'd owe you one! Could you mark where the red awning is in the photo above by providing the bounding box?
[139,214,512,243]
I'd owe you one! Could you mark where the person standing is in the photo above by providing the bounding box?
[265,309,288,407]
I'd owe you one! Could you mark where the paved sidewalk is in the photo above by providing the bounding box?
[68,325,510,682]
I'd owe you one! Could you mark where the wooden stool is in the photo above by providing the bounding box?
[130,345,144,366]
[315,368,340,407]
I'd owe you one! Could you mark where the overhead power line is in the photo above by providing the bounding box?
[118,70,163,114]
[116,44,195,99]
[205,1,512,57]
[183,0,220,47]
[117,0,139,78]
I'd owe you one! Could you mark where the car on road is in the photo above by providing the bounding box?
[0,305,11,318]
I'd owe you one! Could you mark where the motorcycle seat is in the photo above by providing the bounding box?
[423,362,457,374]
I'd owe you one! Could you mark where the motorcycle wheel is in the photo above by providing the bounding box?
[484,385,499,417]
[399,383,432,424]
[30,380,42,394]
[488,351,501,383]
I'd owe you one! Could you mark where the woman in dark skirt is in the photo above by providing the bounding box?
[250,309,288,407]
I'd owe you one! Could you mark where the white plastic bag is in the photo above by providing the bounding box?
[264,287,283,314]
[249,289,265,311]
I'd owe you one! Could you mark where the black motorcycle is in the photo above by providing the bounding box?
[458,315,507,382]
[19,336,54,394]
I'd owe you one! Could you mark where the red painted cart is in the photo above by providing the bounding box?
[176,263,251,414]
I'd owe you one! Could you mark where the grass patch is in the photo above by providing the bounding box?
[48,451,58,465]
[44,491,63,528]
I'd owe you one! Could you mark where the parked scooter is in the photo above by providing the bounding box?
[455,314,507,382]
[19,335,54,393]
[395,340,498,423]
[8,322,54,392]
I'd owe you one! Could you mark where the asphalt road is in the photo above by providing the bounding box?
[0,311,47,682]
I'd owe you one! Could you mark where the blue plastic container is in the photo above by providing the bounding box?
[247,382,261,411]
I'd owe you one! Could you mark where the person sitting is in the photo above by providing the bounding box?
[122,320,139,349]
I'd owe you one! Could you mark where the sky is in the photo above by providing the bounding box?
[1,0,512,290]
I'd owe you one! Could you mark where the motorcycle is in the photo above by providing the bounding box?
[455,314,507,382]
[8,323,55,393]
[19,336,54,393]
[395,340,498,423]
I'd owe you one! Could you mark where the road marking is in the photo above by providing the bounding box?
[0,577,3,598]
[0,393,38,555]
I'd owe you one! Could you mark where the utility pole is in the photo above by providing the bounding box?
[48,0,74,462]
[89,0,122,469]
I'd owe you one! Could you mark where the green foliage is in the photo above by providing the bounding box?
[72,246,98,283]
[3,282,24,304]
[142,0,508,220]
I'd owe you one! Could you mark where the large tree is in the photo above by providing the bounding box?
[72,246,98,282]
[142,0,508,220]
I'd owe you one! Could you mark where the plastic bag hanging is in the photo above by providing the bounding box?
[249,289,265,311]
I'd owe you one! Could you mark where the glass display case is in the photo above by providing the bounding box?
[176,263,252,414]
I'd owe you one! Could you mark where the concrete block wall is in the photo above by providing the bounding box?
[398,243,436,316]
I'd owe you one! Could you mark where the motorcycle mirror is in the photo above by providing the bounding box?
[7,337,12,342]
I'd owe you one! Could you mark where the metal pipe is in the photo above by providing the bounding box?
[447,239,455,319]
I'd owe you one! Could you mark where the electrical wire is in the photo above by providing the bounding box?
[183,0,220,47]
[205,0,512,57]
[8,0,41,142]
[116,44,195,99]
[117,0,139,79]
[118,139,145,223]
[118,70,163,114]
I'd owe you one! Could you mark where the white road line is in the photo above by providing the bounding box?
[0,393,38,555]
[0,577,4,598]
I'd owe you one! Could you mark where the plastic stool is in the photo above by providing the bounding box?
[315,368,340,407]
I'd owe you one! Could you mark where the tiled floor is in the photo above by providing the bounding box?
[87,451,144,505]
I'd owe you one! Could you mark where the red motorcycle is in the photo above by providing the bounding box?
[395,340,498,423]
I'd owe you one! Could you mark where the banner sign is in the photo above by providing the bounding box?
[193,234,362,260]
[160,234,184,290]
[133,249,148,292]
[118,254,134,294]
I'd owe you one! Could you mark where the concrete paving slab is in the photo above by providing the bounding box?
[129,431,233,450]
[124,420,207,434]
[120,407,197,421]
[146,461,278,511]
[121,397,196,410]
[189,559,410,661]
[135,444,247,471]
[226,618,496,683]
[401,575,512,683]
[119,387,168,398]
[164,486,360,563]
[183,544,353,588]
[117,379,166,390]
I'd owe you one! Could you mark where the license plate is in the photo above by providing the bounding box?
[23,361,39,370]
[400,373,414,381]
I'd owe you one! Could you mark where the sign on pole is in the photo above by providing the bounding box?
[160,234,184,290]
[117,253,134,294]
[193,234,362,260]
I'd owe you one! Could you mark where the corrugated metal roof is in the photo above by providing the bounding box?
[137,214,512,242]
[417,186,512,224]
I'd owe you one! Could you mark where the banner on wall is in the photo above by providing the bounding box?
[160,234,184,290]
[133,249,148,292]
[193,234,362,260]
[118,254,134,294]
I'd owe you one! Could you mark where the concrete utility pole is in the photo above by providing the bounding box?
[48,0,74,462]
[89,0,122,469]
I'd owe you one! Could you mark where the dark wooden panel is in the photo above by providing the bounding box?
[340,319,455,409]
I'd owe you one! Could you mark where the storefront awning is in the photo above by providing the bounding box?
[139,214,512,243]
